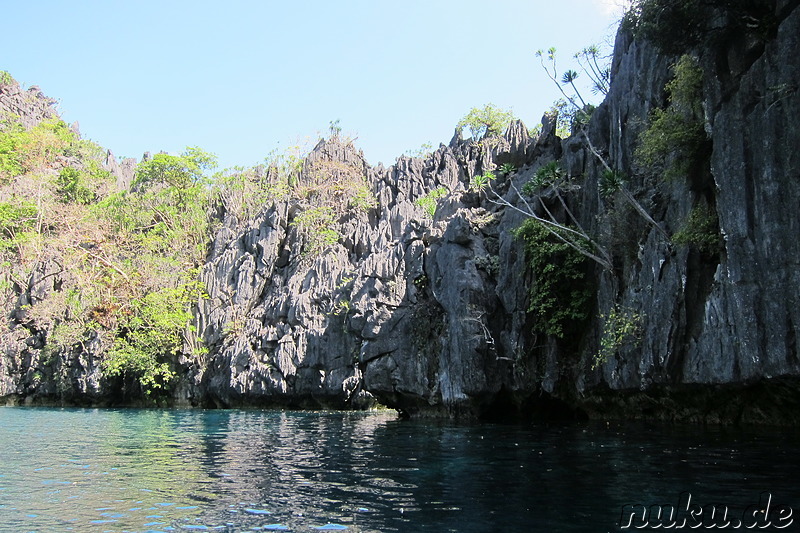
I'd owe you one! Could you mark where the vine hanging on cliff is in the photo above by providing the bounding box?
[513,218,591,339]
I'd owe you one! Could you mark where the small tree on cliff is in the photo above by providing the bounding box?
[457,104,515,139]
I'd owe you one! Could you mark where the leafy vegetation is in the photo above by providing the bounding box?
[291,205,340,256]
[478,156,613,272]
[0,118,79,182]
[213,146,303,224]
[498,163,516,176]
[288,151,376,257]
[457,104,515,139]
[96,149,215,262]
[103,274,206,395]
[523,161,567,194]
[672,203,722,254]
[621,0,777,54]
[0,198,37,255]
[598,169,626,199]
[514,218,591,339]
[55,163,111,205]
[635,55,707,181]
[0,71,14,86]
[0,88,228,397]
[404,141,434,159]
[535,46,609,136]
[470,171,495,193]
[593,305,643,369]
[621,0,709,53]
[415,186,448,218]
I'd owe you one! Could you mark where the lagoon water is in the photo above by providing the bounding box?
[0,407,798,532]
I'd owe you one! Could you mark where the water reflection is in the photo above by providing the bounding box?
[0,408,798,532]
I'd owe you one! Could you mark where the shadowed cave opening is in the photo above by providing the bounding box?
[479,386,589,422]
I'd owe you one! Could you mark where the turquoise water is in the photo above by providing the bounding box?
[0,408,798,532]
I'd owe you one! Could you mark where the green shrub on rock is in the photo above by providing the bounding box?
[513,218,591,339]
[672,203,722,254]
[593,305,643,369]
[457,104,515,139]
[635,55,707,181]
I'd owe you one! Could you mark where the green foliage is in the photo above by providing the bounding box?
[0,198,37,254]
[329,119,342,138]
[666,55,704,113]
[0,71,14,86]
[470,171,495,193]
[134,147,216,209]
[103,275,205,395]
[574,45,610,96]
[291,205,340,256]
[536,46,606,136]
[415,186,448,218]
[514,218,591,338]
[672,203,721,254]
[0,121,27,180]
[0,198,37,237]
[213,145,308,224]
[0,118,80,180]
[621,0,776,54]
[56,167,95,204]
[48,320,88,352]
[593,305,643,368]
[299,158,376,216]
[457,104,515,139]
[348,181,377,212]
[0,96,219,401]
[545,100,596,139]
[405,142,434,159]
[498,163,516,176]
[635,55,706,181]
[621,0,708,53]
[602,199,642,266]
[94,146,216,261]
[523,161,565,194]
[331,298,353,317]
[214,165,291,223]
[636,108,706,178]
[23,119,76,169]
[66,137,107,161]
[598,169,626,198]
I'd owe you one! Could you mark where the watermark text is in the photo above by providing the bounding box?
[620,492,794,529]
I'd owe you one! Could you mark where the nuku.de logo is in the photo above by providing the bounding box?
[619,492,794,529]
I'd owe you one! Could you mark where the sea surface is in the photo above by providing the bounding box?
[0,407,798,532]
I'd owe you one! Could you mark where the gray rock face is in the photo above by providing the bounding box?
[3,5,800,423]
[0,82,59,129]
[103,150,138,190]
[569,3,800,423]
[685,4,800,385]
[189,137,492,413]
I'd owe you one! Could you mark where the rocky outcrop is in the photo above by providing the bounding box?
[185,1,800,422]
[3,3,800,423]
[104,149,137,190]
[574,2,800,424]
[0,81,59,129]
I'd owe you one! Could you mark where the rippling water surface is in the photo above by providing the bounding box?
[0,407,798,532]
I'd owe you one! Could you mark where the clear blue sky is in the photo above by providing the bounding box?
[2,0,623,170]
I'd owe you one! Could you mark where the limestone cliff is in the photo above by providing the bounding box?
[184,2,800,422]
[2,2,800,423]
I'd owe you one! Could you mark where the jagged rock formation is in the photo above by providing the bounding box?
[184,2,800,422]
[3,3,800,423]
[0,75,138,405]
[0,82,59,129]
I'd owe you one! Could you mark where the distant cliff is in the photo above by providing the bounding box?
[2,2,800,423]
